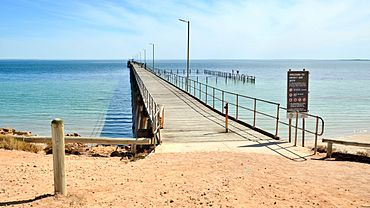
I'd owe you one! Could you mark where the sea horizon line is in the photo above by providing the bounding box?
[0,58,369,61]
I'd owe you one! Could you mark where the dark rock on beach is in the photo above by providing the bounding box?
[0,128,32,136]
[65,133,81,137]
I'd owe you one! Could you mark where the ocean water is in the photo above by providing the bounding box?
[1,59,369,139]
[0,60,132,137]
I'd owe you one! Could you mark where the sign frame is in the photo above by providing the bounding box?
[287,69,309,115]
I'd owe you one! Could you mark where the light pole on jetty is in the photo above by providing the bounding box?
[139,52,142,63]
[179,18,190,92]
[149,43,155,71]
[143,49,146,68]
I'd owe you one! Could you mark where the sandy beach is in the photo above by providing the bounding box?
[2,1,370,207]
[1,148,369,208]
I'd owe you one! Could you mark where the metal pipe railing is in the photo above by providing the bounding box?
[138,62,325,152]
[130,61,161,144]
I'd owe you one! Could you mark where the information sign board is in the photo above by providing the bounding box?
[287,70,309,113]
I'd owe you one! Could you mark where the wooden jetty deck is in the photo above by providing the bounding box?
[131,63,313,160]
[132,63,268,142]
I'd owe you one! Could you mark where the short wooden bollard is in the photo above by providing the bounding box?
[51,118,67,196]
[326,142,333,158]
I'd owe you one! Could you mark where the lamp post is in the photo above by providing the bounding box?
[149,43,155,71]
[179,18,190,92]
[139,52,142,63]
[143,49,146,68]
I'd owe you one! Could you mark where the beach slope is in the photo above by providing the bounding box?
[0,149,369,208]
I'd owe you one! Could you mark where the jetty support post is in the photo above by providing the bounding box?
[51,118,67,196]
[225,102,229,133]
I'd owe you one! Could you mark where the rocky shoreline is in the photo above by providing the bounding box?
[0,127,32,136]
[0,127,151,161]
[0,127,82,137]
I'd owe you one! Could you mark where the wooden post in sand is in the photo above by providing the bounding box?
[51,118,67,196]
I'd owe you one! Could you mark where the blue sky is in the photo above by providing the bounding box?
[1,0,370,59]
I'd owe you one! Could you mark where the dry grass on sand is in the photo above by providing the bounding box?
[0,136,42,153]
[1,149,370,208]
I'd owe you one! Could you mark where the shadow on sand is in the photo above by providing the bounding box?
[237,140,314,162]
[238,141,288,148]
[313,152,370,164]
[0,194,53,207]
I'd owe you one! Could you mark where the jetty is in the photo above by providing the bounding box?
[132,64,265,143]
[128,61,324,156]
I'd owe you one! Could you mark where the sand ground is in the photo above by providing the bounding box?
[0,147,369,208]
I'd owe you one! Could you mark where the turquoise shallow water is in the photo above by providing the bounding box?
[1,59,369,139]
[0,60,132,137]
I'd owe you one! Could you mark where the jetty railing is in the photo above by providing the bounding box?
[139,62,324,153]
[204,69,255,83]
[130,61,162,145]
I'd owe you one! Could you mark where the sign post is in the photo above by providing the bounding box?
[287,69,309,147]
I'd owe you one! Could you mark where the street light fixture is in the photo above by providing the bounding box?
[149,43,155,72]
[143,49,146,68]
[179,18,190,92]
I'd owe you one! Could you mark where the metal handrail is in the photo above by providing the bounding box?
[143,63,324,152]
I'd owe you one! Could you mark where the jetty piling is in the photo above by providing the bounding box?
[128,61,162,145]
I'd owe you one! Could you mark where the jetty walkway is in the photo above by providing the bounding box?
[130,62,314,160]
